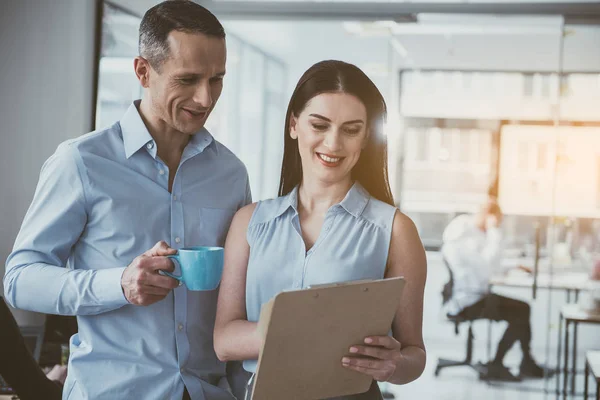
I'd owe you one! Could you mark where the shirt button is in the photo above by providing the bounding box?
[180,367,184,373]
[173,195,177,201]
[146,142,154,149]
[159,169,165,175]
[178,323,184,331]
[175,237,181,244]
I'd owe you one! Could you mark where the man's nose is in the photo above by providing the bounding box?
[193,82,212,108]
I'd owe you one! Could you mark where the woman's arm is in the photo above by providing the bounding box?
[342,211,427,385]
[213,203,261,362]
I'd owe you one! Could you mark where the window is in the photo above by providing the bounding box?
[96,3,288,201]
[597,156,600,210]
[415,129,428,161]
[540,74,551,98]
[206,38,287,200]
[95,3,141,129]
[518,142,529,170]
[523,74,534,97]
[439,129,452,162]
[458,130,470,163]
[537,143,547,170]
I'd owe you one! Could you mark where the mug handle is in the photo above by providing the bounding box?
[159,254,183,284]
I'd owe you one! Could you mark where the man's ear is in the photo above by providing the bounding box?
[289,115,298,140]
[134,56,152,88]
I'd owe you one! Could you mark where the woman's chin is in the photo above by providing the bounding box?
[311,170,351,185]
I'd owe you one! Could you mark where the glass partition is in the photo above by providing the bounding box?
[394,14,568,393]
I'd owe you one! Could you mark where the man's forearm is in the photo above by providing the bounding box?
[4,262,128,315]
[387,345,426,385]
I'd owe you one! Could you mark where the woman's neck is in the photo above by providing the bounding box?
[297,177,353,214]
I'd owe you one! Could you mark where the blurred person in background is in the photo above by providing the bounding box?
[442,199,545,381]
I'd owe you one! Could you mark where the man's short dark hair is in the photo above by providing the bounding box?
[139,0,225,72]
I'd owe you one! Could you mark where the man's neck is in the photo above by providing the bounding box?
[138,100,190,167]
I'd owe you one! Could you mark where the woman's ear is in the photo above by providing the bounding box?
[289,115,298,140]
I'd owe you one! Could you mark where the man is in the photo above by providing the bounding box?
[442,200,545,381]
[3,1,250,399]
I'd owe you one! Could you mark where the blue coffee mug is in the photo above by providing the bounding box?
[161,247,224,291]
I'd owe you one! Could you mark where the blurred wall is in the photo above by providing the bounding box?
[0,0,98,325]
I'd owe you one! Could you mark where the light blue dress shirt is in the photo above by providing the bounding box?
[3,101,251,400]
[243,183,397,373]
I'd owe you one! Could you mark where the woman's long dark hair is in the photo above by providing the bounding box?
[278,60,394,206]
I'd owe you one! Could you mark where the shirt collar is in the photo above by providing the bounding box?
[270,186,298,219]
[120,101,154,159]
[274,181,369,219]
[181,126,215,162]
[338,182,370,218]
[120,100,214,160]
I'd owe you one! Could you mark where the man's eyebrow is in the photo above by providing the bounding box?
[174,71,226,78]
[175,73,200,79]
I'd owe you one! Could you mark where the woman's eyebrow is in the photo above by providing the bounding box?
[308,114,364,125]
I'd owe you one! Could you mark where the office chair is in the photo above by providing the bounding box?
[434,256,486,377]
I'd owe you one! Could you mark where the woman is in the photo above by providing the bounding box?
[214,60,427,399]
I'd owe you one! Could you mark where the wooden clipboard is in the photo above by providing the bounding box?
[251,277,405,400]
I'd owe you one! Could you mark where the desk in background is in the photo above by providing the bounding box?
[585,350,600,400]
[490,269,589,301]
[488,269,590,382]
[557,305,600,399]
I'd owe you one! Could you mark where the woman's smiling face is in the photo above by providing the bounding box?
[290,92,368,185]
